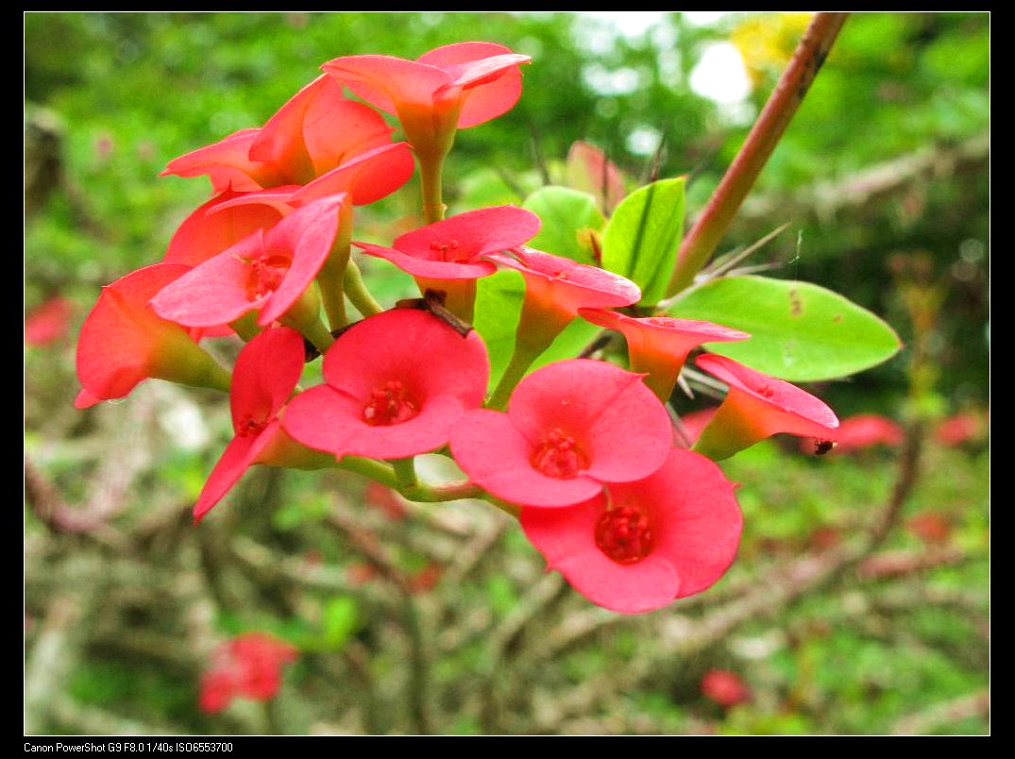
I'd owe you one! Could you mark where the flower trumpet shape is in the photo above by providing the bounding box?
[579,308,750,402]
[520,447,742,613]
[323,42,530,160]
[75,263,232,408]
[282,308,490,461]
[150,194,343,330]
[692,353,839,460]
[489,246,641,346]
[450,359,673,508]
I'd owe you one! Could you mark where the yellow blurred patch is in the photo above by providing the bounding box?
[730,12,815,88]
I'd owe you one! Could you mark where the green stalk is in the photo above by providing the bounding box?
[318,204,355,331]
[344,258,385,317]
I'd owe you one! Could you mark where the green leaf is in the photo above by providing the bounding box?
[668,275,902,381]
[601,176,686,306]
[472,269,525,393]
[522,185,605,266]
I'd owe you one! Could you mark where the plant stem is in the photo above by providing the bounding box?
[319,204,355,331]
[666,12,849,297]
[418,152,447,225]
[337,455,490,505]
[344,259,384,317]
[486,342,540,411]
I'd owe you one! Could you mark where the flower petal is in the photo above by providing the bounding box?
[323,54,450,114]
[230,326,306,430]
[150,232,268,328]
[290,142,415,207]
[520,494,681,613]
[258,195,343,326]
[450,408,604,507]
[417,42,530,128]
[163,190,285,268]
[193,422,279,523]
[162,128,266,193]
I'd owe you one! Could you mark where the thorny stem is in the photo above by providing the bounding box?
[666,12,849,296]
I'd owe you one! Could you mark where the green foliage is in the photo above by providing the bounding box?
[670,275,903,381]
[522,186,605,266]
[601,176,686,305]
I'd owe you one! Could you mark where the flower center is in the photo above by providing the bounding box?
[595,504,653,565]
[362,380,419,426]
[530,428,589,479]
[236,413,267,438]
[428,239,460,261]
[244,254,291,301]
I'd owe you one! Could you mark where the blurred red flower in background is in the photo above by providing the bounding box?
[199,632,298,714]
[26,296,74,346]
[701,669,751,708]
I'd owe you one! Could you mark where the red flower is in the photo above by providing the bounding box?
[450,359,673,508]
[162,189,287,269]
[701,669,751,708]
[692,353,839,461]
[355,205,540,282]
[75,264,232,409]
[151,195,343,330]
[355,205,541,320]
[323,42,530,159]
[520,447,742,613]
[492,246,640,336]
[198,666,237,715]
[282,308,489,460]
[934,410,988,447]
[164,75,394,192]
[198,632,298,714]
[801,413,903,454]
[192,326,324,523]
[25,296,74,346]
[580,308,750,401]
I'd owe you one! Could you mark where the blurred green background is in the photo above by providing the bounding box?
[25,12,988,735]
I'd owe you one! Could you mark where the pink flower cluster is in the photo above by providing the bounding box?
[73,41,843,618]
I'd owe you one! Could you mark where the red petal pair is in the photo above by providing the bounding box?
[151,195,343,329]
[451,359,673,508]
[283,308,490,461]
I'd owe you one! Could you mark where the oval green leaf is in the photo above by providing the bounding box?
[522,185,605,266]
[668,275,902,381]
[601,176,685,306]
